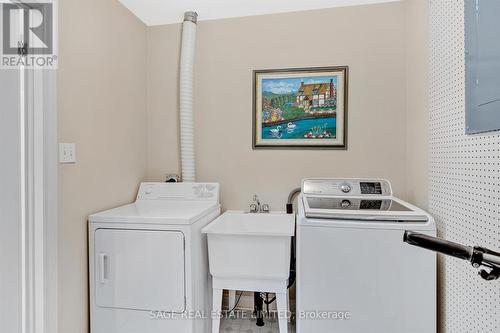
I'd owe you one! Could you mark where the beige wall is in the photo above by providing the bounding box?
[147,2,410,210]
[405,0,429,209]
[57,0,147,332]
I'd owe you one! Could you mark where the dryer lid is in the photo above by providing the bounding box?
[89,200,219,224]
[89,182,220,225]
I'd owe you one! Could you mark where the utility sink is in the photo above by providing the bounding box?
[202,211,295,280]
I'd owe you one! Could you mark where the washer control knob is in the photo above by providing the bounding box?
[145,187,153,195]
[340,183,352,193]
[341,200,351,208]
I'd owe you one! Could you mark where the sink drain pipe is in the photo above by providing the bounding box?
[254,293,265,327]
[286,187,301,289]
[179,11,198,182]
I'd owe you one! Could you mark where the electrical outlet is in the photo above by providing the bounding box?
[59,143,76,163]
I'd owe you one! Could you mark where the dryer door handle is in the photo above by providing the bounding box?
[99,253,109,284]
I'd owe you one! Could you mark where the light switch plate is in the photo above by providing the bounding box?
[59,143,76,163]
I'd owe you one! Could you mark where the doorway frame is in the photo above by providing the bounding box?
[21,1,59,331]
[22,61,58,333]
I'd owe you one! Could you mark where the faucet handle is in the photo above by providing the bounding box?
[253,194,259,202]
[249,203,258,213]
[261,204,270,213]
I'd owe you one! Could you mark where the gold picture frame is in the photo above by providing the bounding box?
[253,66,348,149]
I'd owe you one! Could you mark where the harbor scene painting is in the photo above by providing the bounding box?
[253,67,348,149]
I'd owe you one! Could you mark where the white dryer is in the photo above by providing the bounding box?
[296,178,436,333]
[89,182,220,333]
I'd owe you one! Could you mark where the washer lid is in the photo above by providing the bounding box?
[303,196,429,222]
[89,200,219,225]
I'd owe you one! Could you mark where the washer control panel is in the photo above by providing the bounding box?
[302,179,392,197]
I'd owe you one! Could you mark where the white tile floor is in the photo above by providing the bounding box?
[219,312,295,333]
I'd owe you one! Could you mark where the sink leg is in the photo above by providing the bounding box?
[276,292,288,333]
[212,288,223,333]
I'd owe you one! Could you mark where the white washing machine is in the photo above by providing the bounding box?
[296,178,436,333]
[89,182,220,333]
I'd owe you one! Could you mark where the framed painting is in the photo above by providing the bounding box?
[253,66,348,149]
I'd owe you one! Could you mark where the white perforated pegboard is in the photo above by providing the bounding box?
[429,1,500,332]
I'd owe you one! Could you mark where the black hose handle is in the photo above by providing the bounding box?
[404,231,473,261]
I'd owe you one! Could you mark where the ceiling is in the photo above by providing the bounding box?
[118,0,400,26]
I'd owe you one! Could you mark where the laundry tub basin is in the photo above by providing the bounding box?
[202,211,295,280]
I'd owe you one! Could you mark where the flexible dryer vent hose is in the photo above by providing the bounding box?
[179,11,198,182]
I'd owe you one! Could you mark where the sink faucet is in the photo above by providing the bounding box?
[250,195,270,213]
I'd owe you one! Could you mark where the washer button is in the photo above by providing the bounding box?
[340,184,352,193]
[341,200,351,208]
